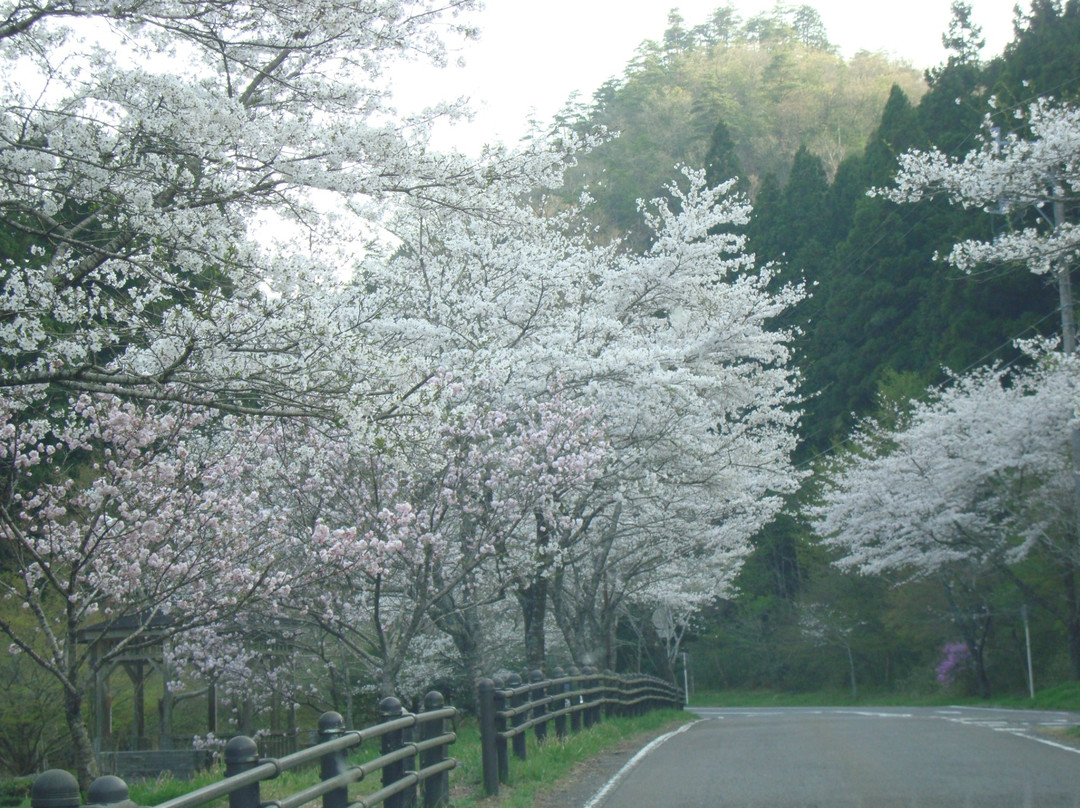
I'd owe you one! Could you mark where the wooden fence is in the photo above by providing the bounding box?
[30,694,455,808]
[475,666,683,796]
[30,668,682,807]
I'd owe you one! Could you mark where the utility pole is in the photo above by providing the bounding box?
[1053,187,1080,680]
[1022,604,1035,699]
[681,651,690,705]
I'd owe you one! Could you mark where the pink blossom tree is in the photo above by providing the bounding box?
[0,393,296,786]
[225,376,606,697]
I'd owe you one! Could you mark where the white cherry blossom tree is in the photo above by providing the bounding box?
[874,98,1080,351]
[811,353,1080,677]
[361,168,805,671]
[868,95,1080,679]
[0,0,584,422]
[544,172,804,670]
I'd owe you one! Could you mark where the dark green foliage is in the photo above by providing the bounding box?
[0,778,33,806]
[986,0,1080,105]
[703,119,747,195]
[682,1,1080,697]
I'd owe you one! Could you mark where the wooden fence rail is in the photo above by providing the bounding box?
[475,667,683,796]
[30,669,681,806]
[30,694,455,808]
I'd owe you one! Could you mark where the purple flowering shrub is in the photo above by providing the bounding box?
[935,642,971,686]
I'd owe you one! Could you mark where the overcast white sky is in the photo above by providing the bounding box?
[391,0,1021,153]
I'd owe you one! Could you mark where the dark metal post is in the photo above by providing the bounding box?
[476,679,499,796]
[568,666,582,733]
[530,669,547,745]
[31,770,79,808]
[380,697,406,808]
[507,673,526,760]
[492,677,509,784]
[421,691,449,808]
[552,667,567,740]
[224,735,262,808]
[317,711,349,808]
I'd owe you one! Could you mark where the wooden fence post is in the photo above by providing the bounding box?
[492,677,509,785]
[583,666,598,728]
[379,697,406,808]
[224,735,261,808]
[568,666,582,733]
[86,775,135,808]
[508,673,527,760]
[30,770,79,808]
[421,691,450,808]
[530,669,547,745]
[476,678,499,797]
[317,712,348,808]
[552,667,567,740]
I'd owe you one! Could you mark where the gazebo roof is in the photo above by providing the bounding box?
[75,611,175,647]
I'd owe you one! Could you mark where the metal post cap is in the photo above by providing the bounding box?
[379,696,403,715]
[224,735,260,764]
[317,711,345,733]
[31,770,80,808]
[86,776,135,808]
[423,691,444,710]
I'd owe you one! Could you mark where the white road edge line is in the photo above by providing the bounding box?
[1008,731,1080,755]
[581,721,699,808]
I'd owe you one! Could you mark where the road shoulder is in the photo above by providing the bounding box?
[529,719,694,808]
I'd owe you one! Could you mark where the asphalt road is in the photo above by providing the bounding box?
[583,706,1080,807]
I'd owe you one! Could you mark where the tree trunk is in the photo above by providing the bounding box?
[515,511,552,672]
[432,598,486,710]
[64,686,98,792]
[971,645,991,699]
[516,577,548,672]
[550,567,599,668]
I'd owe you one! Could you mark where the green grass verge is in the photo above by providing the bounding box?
[981,681,1080,712]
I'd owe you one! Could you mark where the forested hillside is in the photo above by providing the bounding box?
[661,0,1080,698]
[553,4,926,242]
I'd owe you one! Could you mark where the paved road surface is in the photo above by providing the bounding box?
[584,706,1080,807]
